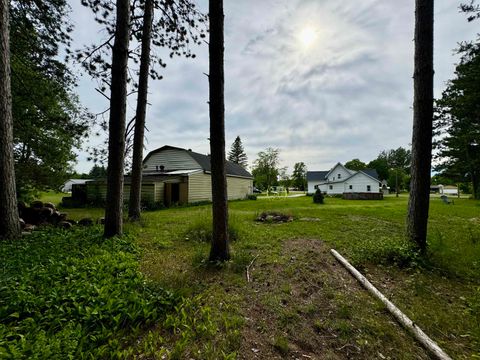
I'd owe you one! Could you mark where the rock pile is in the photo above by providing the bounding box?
[18,201,98,232]
[255,211,293,223]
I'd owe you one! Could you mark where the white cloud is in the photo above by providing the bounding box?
[69,0,478,173]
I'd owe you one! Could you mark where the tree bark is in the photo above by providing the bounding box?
[128,0,154,221]
[407,0,434,252]
[0,0,21,240]
[208,0,230,261]
[104,0,131,238]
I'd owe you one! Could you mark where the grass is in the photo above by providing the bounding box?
[4,193,479,358]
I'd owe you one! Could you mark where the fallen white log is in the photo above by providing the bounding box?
[246,255,259,283]
[330,249,452,360]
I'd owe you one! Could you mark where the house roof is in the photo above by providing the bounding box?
[143,145,253,179]
[306,171,329,182]
[360,169,379,181]
[308,165,379,185]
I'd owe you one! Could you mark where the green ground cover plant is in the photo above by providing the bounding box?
[5,193,478,358]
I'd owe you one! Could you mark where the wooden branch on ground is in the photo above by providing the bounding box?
[246,255,259,283]
[330,249,452,360]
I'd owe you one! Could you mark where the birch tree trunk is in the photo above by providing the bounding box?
[407,0,434,252]
[0,0,21,240]
[104,0,131,238]
[128,0,154,221]
[208,0,230,261]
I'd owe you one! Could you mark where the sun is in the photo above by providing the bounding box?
[299,27,317,48]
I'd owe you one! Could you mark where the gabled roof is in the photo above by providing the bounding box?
[143,145,253,179]
[360,169,379,181]
[347,170,380,183]
[325,162,351,180]
[306,171,329,182]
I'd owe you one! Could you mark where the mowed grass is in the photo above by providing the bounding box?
[23,192,479,358]
[131,195,480,358]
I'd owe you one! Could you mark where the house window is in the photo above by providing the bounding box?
[329,185,333,190]
[349,185,353,190]
[314,185,318,189]
[338,174,341,179]
[367,185,371,192]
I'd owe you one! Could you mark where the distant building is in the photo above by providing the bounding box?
[61,179,93,192]
[307,163,381,195]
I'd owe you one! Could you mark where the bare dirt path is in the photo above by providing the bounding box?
[237,238,430,359]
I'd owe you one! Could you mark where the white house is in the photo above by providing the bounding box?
[307,163,381,195]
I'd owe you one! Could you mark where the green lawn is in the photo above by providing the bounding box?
[2,194,479,358]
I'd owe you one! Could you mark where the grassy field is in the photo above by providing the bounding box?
[2,193,479,358]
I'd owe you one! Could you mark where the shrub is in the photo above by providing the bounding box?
[247,194,257,200]
[313,189,324,204]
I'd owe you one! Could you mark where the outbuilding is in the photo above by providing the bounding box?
[84,145,253,206]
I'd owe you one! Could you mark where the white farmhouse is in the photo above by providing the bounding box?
[307,163,381,195]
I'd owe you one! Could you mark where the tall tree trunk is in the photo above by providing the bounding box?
[407,0,434,252]
[128,0,154,221]
[208,0,230,261]
[0,0,21,240]
[104,0,131,238]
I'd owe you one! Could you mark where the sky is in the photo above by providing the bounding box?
[69,0,478,174]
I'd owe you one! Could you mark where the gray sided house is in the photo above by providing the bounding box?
[84,145,253,206]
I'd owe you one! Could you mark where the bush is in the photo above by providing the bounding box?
[313,189,324,204]
[247,194,257,200]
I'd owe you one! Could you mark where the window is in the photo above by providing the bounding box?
[349,185,353,190]
[329,185,333,190]
[367,185,371,192]
[314,185,318,189]
[338,174,341,179]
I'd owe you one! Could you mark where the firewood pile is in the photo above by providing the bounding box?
[18,201,103,232]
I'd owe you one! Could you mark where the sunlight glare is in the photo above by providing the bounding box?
[299,27,317,48]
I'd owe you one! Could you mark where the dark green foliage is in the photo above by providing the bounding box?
[0,228,174,358]
[435,29,480,198]
[10,0,90,195]
[88,165,107,179]
[252,147,281,192]
[228,136,248,168]
[313,189,324,204]
[292,162,307,191]
[247,194,257,200]
[344,158,367,171]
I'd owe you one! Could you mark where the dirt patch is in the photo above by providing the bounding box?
[237,239,429,359]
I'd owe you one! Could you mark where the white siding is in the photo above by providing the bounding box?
[326,164,351,182]
[308,181,319,194]
[319,182,345,195]
[344,173,381,193]
[144,149,201,171]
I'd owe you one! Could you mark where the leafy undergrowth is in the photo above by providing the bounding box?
[0,227,175,358]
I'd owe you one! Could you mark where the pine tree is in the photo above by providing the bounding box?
[228,136,248,168]
[407,0,434,252]
[0,0,21,239]
[208,0,230,262]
